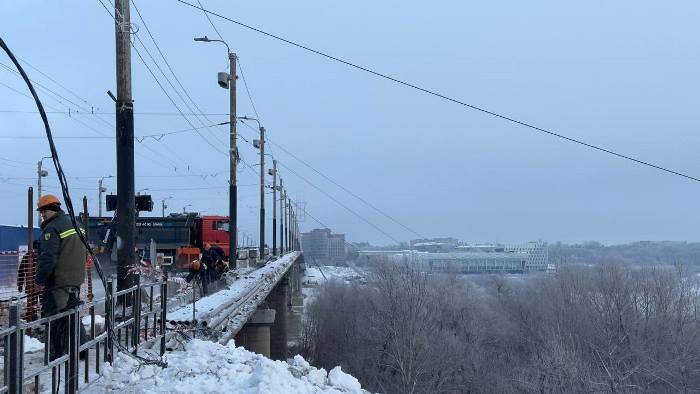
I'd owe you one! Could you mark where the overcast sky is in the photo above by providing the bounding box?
[2,1,699,245]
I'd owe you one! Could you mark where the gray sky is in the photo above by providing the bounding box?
[2,0,699,245]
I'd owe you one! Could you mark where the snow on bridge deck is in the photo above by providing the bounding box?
[168,252,300,339]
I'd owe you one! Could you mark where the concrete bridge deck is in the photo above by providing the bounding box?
[167,251,303,357]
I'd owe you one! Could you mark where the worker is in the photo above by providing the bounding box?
[185,259,209,295]
[201,243,224,280]
[34,194,87,360]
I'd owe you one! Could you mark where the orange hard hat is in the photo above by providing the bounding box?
[191,260,201,270]
[37,194,61,211]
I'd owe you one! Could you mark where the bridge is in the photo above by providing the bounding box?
[0,251,305,393]
[166,251,305,358]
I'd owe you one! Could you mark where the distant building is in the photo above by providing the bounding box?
[395,241,548,274]
[302,228,347,266]
[410,238,458,253]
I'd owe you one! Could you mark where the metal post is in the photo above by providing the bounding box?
[160,272,168,357]
[98,178,103,217]
[132,274,141,354]
[68,309,79,393]
[279,179,284,254]
[259,126,265,259]
[115,0,136,301]
[106,279,115,363]
[37,160,43,225]
[271,160,277,256]
[25,187,35,322]
[229,52,238,268]
[8,302,23,394]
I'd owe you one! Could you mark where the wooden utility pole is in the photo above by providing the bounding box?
[115,0,136,297]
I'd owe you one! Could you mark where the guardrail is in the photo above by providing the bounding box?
[1,274,168,393]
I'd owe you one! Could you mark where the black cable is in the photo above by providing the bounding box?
[1,35,166,369]
[175,0,700,185]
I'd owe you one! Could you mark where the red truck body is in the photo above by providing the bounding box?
[89,214,231,270]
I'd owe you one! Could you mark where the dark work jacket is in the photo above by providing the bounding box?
[36,210,86,290]
[201,247,224,269]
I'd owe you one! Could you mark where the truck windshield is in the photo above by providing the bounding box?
[216,221,229,232]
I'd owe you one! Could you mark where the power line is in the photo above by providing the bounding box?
[265,137,425,239]
[131,34,227,154]
[175,0,700,185]
[0,110,229,116]
[278,161,399,243]
[0,61,114,130]
[98,0,227,159]
[132,0,228,147]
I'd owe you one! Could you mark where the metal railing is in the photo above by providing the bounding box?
[1,274,168,393]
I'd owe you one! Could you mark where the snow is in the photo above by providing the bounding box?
[24,335,43,353]
[82,314,105,327]
[86,339,368,393]
[328,367,362,392]
[168,252,300,322]
[303,266,365,285]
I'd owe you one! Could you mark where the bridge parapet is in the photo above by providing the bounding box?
[167,251,302,343]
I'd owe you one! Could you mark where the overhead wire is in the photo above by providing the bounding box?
[236,125,400,243]
[131,0,227,147]
[175,0,700,185]
[265,136,425,238]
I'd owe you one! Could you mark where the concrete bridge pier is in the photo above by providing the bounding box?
[268,275,289,360]
[234,308,276,357]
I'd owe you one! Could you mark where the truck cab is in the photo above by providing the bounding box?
[198,216,230,258]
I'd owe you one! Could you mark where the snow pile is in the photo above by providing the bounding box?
[88,339,367,393]
[23,335,43,353]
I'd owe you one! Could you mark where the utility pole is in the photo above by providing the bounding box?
[284,191,289,253]
[98,177,110,217]
[161,199,167,217]
[279,179,285,254]
[258,126,265,259]
[270,160,277,256]
[228,53,238,267]
[115,0,136,296]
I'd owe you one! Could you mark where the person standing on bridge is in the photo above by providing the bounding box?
[185,259,209,295]
[201,243,225,280]
[34,194,87,360]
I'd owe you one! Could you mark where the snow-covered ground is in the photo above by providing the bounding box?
[86,339,368,394]
[303,265,365,286]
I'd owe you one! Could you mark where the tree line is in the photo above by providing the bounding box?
[301,262,700,393]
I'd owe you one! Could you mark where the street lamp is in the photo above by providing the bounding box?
[183,204,193,214]
[98,175,114,217]
[195,34,238,266]
[239,116,266,259]
[161,196,173,217]
[37,156,51,224]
